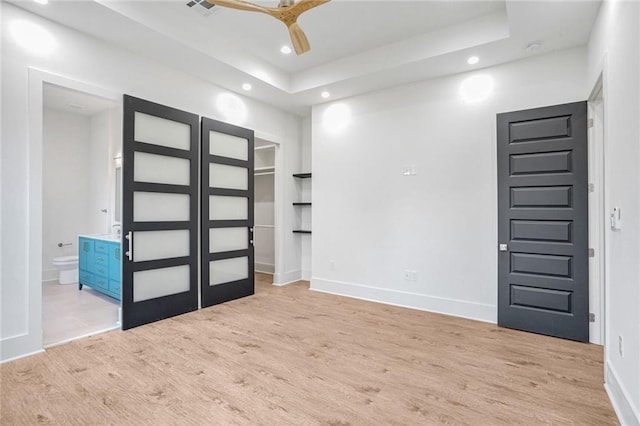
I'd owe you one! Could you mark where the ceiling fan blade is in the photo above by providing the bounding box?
[206,0,331,55]
[205,0,270,14]
[288,0,331,17]
[288,22,310,55]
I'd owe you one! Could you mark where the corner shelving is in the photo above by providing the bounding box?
[293,172,311,234]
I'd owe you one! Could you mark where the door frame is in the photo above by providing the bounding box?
[27,69,123,353]
[587,58,609,346]
[588,77,605,345]
[253,132,286,285]
[254,136,282,282]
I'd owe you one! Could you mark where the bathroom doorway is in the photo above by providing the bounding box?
[41,83,123,347]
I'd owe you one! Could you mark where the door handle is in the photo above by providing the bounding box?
[499,243,508,252]
[125,231,133,261]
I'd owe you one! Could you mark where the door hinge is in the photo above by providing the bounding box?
[588,118,594,128]
[589,313,595,322]
[589,248,595,257]
[588,183,595,193]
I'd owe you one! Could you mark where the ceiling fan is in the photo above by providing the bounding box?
[205,0,330,55]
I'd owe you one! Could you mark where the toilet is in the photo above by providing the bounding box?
[52,255,79,285]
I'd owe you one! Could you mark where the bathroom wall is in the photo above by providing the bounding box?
[42,106,119,282]
[42,108,93,281]
[88,108,120,235]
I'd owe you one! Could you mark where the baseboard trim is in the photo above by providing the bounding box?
[310,278,496,324]
[605,360,640,425]
[255,262,275,274]
[0,348,45,364]
[44,325,120,349]
[42,268,57,282]
[273,269,302,286]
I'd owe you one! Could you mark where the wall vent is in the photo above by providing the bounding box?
[186,0,217,17]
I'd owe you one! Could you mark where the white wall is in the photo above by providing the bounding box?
[87,109,118,235]
[42,109,92,281]
[311,47,587,322]
[1,3,302,361]
[588,1,640,423]
[300,117,312,280]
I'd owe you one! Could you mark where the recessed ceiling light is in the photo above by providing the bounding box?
[467,56,479,65]
[321,91,330,99]
[34,0,48,4]
[242,83,252,91]
[280,46,292,55]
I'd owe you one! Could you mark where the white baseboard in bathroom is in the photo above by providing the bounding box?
[42,268,57,282]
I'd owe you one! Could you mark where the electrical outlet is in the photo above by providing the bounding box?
[404,270,411,280]
[329,260,335,271]
[410,270,418,281]
[619,336,624,357]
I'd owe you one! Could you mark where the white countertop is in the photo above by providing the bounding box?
[79,234,121,243]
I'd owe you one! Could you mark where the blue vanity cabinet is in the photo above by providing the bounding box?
[78,236,121,301]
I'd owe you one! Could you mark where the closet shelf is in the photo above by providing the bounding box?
[255,166,275,173]
[292,173,312,178]
[293,202,312,206]
[292,230,312,234]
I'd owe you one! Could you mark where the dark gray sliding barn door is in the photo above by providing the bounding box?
[122,95,199,330]
[497,101,589,342]
[201,117,255,308]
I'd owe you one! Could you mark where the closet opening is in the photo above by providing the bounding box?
[254,140,277,283]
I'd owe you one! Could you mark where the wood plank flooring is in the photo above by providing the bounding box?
[1,273,617,425]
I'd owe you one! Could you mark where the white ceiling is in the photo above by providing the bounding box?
[14,0,601,115]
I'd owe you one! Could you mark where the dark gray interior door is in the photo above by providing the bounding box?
[201,117,255,308]
[497,101,589,342]
[122,95,199,329]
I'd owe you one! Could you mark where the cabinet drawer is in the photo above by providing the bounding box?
[94,276,109,291]
[109,280,121,295]
[94,240,109,254]
[94,265,108,278]
[79,271,94,285]
[94,253,109,267]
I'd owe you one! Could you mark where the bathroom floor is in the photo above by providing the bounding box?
[43,281,120,346]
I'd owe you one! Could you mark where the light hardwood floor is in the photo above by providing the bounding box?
[42,280,120,346]
[1,274,617,425]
